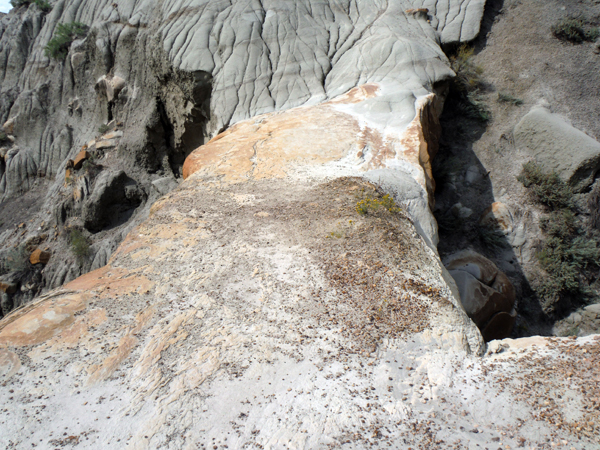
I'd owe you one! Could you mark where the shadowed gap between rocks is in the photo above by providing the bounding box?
[435,0,554,339]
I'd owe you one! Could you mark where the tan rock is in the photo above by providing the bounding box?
[182,84,441,202]
[96,139,118,149]
[447,250,516,340]
[479,202,513,233]
[2,117,15,135]
[29,248,51,265]
[0,281,17,294]
[73,150,90,170]
[101,130,123,140]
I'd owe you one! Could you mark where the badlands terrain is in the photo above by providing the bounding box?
[0,0,599,448]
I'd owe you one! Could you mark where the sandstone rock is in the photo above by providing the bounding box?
[72,150,90,170]
[585,303,600,316]
[481,310,518,342]
[100,130,123,140]
[0,280,17,294]
[446,251,516,340]
[514,107,600,191]
[95,75,127,102]
[29,249,50,265]
[95,139,118,150]
[479,202,513,233]
[2,117,15,135]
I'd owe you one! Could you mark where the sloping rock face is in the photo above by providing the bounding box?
[0,0,486,304]
[514,106,600,192]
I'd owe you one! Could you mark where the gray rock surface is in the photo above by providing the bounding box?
[514,106,600,192]
[0,0,488,313]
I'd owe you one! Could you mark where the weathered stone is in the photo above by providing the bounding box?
[0,281,17,294]
[446,251,516,340]
[72,150,90,170]
[151,177,178,196]
[479,202,513,233]
[100,130,123,140]
[29,248,50,265]
[514,107,600,192]
[584,303,600,316]
[95,139,118,150]
[481,310,517,342]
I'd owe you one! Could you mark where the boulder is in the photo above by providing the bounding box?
[446,250,516,340]
[72,150,90,170]
[29,249,51,265]
[0,280,17,294]
[83,170,144,233]
[514,107,600,192]
[479,202,513,233]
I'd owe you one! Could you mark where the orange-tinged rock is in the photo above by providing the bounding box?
[182,84,441,201]
[29,248,51,265]
[0,293,87,346]
[479,202,513,233]
[0,348,21,380]
[73,150,90,170]
[0,281,17,294]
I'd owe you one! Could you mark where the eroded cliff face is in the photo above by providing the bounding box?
[0,0,486,309]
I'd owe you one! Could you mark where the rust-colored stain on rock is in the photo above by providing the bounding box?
[0,294,87,346]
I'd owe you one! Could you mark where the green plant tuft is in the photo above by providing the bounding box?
[497,92,523,106]
[517,161,574,210]
[356,194,402,215]
[70,229,90,261]
[448,45,490,123]
[98,123,110,134]
[45,22,88,60]
[552,18,599,43]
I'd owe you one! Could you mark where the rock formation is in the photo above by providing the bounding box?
[1,0,599,448]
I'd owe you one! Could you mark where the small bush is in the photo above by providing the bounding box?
[448,45,490,123]
[10,0,52,12]
[70,229,90,261]
[98,124,110,134]
[0,131,7,143]
[497,92,523,106]
[517,161,574,210]
[552,18,599,43]
[45,22,88,60]
[356,194,402,215]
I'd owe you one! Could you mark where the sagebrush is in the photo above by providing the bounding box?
[552,18,599,43]
[10,0,51,11]
[45,22,88,60]
[448,45,490,123]
[70,229,90,260]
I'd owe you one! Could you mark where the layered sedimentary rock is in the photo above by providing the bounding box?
[0,0,487,300]
[2,0,599,448]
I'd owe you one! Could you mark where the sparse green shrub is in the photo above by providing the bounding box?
[497,92,523,106]
[356,194,402,215]
[98,124,110,134]
[448,45,490,123]
[517,161,574,210]
[0,131,7,143]
[70,229,90,261]
[519,162,599,307]
[10,0,52,12]
[45,22,88,60]
[552,18,599,43]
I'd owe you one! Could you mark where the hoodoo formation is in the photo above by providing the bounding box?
[1,0,599,448]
